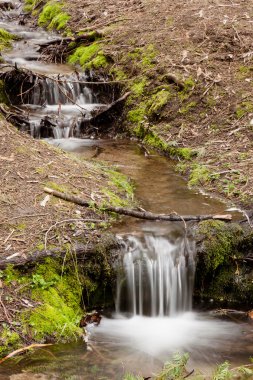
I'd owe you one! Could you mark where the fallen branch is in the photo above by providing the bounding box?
[44,187,232,222]
[0,344,52,364]
[37,31,103,50]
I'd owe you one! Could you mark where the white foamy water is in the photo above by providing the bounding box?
[91,313,242,358]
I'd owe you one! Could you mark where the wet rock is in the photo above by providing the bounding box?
[79,311,102,327]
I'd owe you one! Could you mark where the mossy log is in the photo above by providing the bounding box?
[0,240,119,269]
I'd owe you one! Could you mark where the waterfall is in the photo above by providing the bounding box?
[116,233,196,317]
[20,73,106,139]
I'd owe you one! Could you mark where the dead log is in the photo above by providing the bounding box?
[0,104,30,130]
[0,240,119,270]
[37,31,103,51]
[44,187,233,222]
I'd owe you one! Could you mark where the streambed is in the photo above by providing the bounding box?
[0,2,253,379]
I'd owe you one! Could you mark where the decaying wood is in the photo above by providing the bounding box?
[0,344,53,364]
[44,187,233,222]
[0,104,30,130]
[0,239,119,269]
[37,31,103,51]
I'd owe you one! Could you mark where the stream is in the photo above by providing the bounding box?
[1,2,253,379]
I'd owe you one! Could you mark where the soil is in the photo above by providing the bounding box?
[65,0,253,208]
[0,120,117,261]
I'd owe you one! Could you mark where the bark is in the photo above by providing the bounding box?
[44,187,233,222]
[37,31,103,51]
[0,240,119,270]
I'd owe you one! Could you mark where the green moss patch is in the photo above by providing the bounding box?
[147,90,171,117]
[0,28,16,53]
[0,326,21,357]
[38,2,70,30]
[133,127,197,160]
[68,43,108,69]
[188,164,212,187]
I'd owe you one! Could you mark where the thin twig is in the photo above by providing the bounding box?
[0,344,53,364]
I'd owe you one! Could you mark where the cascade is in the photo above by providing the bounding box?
[116,232,196,317]
[20,73,107,139]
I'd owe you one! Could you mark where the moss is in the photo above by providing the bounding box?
[110,68,127,81]
[141,44,156,67]
[131,78,148,97]
[16,222,27,231]
[179,101,197,114]
[101,188,131,208]
[197,221,243,272]
[68,43,104,68]
[194,222,253,305]
[178,77,195,101]
[38,2,70,30]
[88,52,108,69]
[237,65,253,79]
[48,12,70,30]
[0,28,16,53]
[147,90,171,117]
[235,101,253,118]
[28,288,82,341]
[142,130,196,160]
[44,181,73,194]
[1,265,19,284]
[0,326,21,357]
[106,168,134,199]
[183,77,195,92]
[101,167,134,208]
[188,164,211,187]
[24,0,40,12]
[19,258,84,342]
[126,44,156,69]
[127,103,147,124]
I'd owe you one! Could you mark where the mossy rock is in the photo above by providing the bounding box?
[196,220,243,271]
[0,235,118,352]
[194,220,253,305]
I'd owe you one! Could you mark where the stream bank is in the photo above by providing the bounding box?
[0,119,134,355]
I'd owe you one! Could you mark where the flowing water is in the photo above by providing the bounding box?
[1,3,253,379]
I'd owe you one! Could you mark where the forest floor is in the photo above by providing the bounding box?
[0,120,133,261]
[64,0,253,209]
